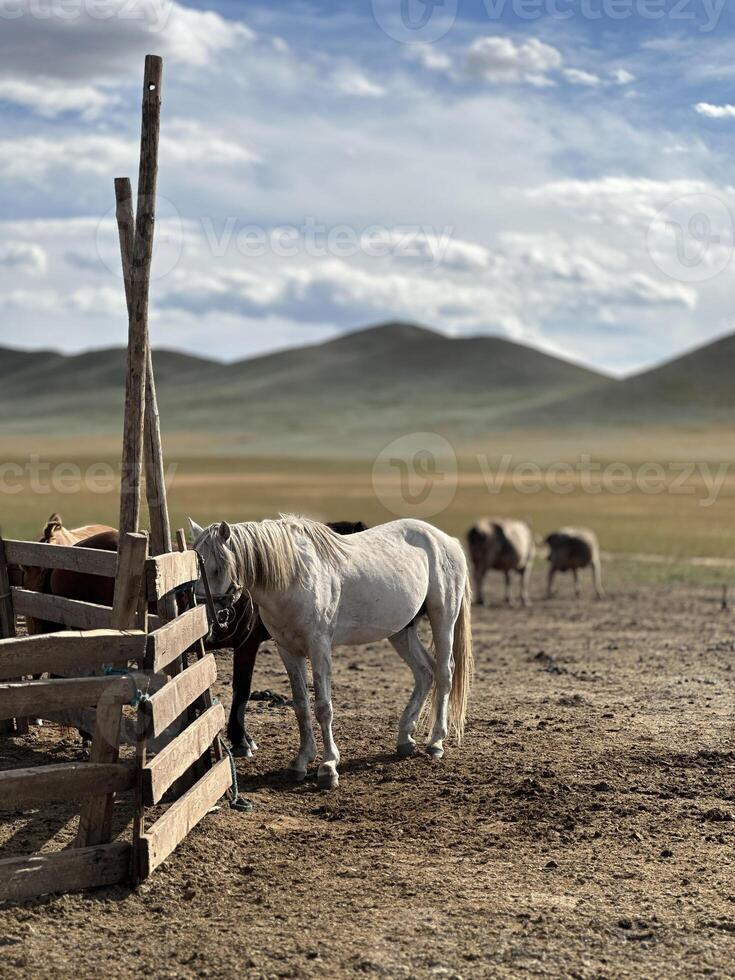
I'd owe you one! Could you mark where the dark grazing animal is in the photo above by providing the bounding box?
[544,527,604,599]
[466,518,535,607]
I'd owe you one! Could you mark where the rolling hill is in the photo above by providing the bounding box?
[509,331,735,428]
[0,323,610,450]
[0,322,729,453]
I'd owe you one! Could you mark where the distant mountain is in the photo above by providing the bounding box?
[0,323,609,450]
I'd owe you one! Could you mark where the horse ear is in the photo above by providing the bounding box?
[219,521,231,542]
[188,518,204,541]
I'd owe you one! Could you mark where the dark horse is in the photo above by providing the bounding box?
[203,520,368,757]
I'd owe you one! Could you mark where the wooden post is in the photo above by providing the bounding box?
[0,535,17,735]
[115,177,173,564]
[118,55,163,537]
[76,532,149,847]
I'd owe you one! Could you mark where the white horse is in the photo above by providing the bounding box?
[188,515,473,790]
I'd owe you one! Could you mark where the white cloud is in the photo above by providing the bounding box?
[695,102,735,119]
[465,37,562,86]
[563,68,601,87]
[0,79,116,118]
[525,177,715,226]
[0,1,253,80]
[333,70,386,98]
[0,242,48,274]
[611,68,635,85]
[0,0,253,118]
[405,44,452,73]
[0,126,256,181]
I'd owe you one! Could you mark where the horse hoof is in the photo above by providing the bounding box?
[288,768,307,783]
[397,742,415,759]
[232,745,253,759]
[426,745,444,759]
[317,771,339,791]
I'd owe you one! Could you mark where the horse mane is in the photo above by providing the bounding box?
[201,515,352,592]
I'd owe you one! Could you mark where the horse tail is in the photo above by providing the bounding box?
[448,574,473,743]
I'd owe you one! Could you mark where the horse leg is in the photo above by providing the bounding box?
[425,599,462,759]
[547,566,556,599]
[389,625,434,758]
[573,567,580,598]
[592,560,605,599]
[503,570,512,606]
[278,646,316,782]
[309,642,340,790]
[520,566,532,607]
[472,564,485,606]
[227,619,269,756]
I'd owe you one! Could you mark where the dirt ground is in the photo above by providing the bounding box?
[1,579,734,979]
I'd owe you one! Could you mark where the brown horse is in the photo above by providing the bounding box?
[21,514,117,634]
[24,514,117,633]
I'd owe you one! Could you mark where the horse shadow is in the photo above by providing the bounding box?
[236,747,421,795]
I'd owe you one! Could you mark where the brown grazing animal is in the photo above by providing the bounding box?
[466,519,535,607]
[544,527,604,599]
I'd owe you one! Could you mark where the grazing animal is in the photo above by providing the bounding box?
[544,527,604,599]
[467,519,535,606]
[189,515,473,788]
[22,515,117,634]
[202,519,368,757]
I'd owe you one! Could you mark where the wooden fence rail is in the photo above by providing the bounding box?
[3,541,117,578]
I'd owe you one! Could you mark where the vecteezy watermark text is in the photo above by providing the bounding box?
[372,436,730,517]
[1,0,172,30]
[0,455,179,499]
[200,219,457,270]
[371,0,724,39]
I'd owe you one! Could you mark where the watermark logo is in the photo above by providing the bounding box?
[371,0,458,43]
[372,432,457,517]
[647,193,734,284]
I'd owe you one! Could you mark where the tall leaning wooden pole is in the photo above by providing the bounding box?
[118,55,163,537]
[115,177,172,561]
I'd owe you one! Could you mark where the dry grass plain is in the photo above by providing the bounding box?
[0,426,733,584]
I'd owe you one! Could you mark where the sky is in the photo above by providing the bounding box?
[1,0,734,375]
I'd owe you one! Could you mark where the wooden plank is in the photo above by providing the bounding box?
[146,605,208,672]
[112,532,149,632]
[0,762,134,810]
[44,708,138,746]
[0,537,16,640]
[139,757,231,878]
[3,540,117,578]
[146,550,199,601]
[0,536,18,735]
[78,532,148,848]
[11,589,112,631]
[0,675,138,722]
[0,842,130,903]
[143,703,225,805]
[0,629,146,680]
[142,654,217,738]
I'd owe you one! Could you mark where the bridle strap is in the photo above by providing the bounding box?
[195,551,254,633]
[196,551,221,627]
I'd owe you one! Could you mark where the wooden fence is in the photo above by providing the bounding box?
[0,530,231,902]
